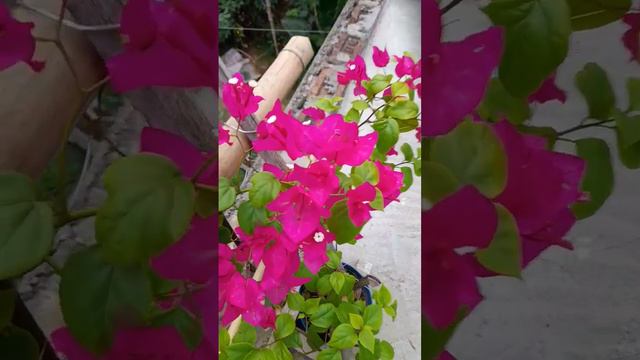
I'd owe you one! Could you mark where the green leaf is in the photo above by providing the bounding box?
[613,110,640,148]
[237,201,268,234]
[0,289,16,329]
[430,120,507,197]
[271,341,293,360]
[0,325,39,360]
[303,298,321,314]
[233,320,257,345]
[387,100,419,120]
[617,128,640,169]
[363,304,383,331]
[246,349,277,360]
[575,62,615,120]
[317,275,333,296]
[568,0,631,30]
[220,328,231,353]
[306,329,325,351]
[317,348,342,360]
[352,100,369,111]
[517,125,558,149]
[250,173,281,207]
[627,78,640,112]
[370,188,385,211]
[194,185,216,217]
[391,82,411,97]
[400,143,413,161]
[0,173,54,280]
[477,78,531,124]
[400,167,413,192]
[152,308,203,350]
[358,326,376,353]
[326,250,342,270]
[219,225,232,244]
[328,324,358,349]
[484,0,571,97]
[60,246,153,353]
[336,303,361,324]
[364,76,392,98]
[413,158,422,177]
[475,204,522,277]
[315,98,339,113]
[352,161,379,187]
[345,108,361,123]
[226,343,255,360]
[373,118,400,154]
[423,313,464,360]
[330,272,346,295]
[282,331,302,349]
[96,155,195,264]
[219,177,237,212]
[379,340,395,360]
[286,293,305,311]
[349,313,364,330]
[572,138,614,219]
[311,303,336,329]
[378,285,392,306]
[275,314,295,339]
[383,305,397,320]
[422,161,460,205]
[327,200,362,244]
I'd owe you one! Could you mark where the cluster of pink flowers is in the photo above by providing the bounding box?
[217,49,412,328]
[423,0,586,358]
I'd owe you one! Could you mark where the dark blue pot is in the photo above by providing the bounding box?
[295,263,373,331]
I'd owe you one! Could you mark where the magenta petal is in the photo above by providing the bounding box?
[0,4,44,72]
[51,328,97,360]
[424,27,504,136]
[267,187,326,241]
[303,240,329,274]
[347,183,376,227]
[528,74,567,104]
[150,216,216,283]
[423,249,483,329]
[219,123,231,145]
[372,46,390,67]
[438,351,457,360]
[423,186,498,251]
[623,14,640,62]
[424,0,442,57]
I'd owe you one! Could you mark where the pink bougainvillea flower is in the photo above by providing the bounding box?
[261,243,309,303]
[386,147,398,156]
[218,243,236,283]
[528,74,566,104]
[219,123,231,145]
[492,120,584,267]
[337,55,369,96]
[393,55,421,79]
[254,100,307,159]
[424,0,503,136]
[302,107,326,122]
[140,127,215,185]
[374,162,403,206]
[150,216,215,284]
[423,186,498,329]
[346,183,376,227]
[372,46,390,67]
[222,72,263,121]
[267,186,330,242]
[51,326,214,360]
[223,273,275,328]
[306,114,378,166]
[288,160,340,205]
[0,3,44,72]
[236,226,283,262]
[623,13,640,62]
[300,227,336,274]
[107,0,216,92]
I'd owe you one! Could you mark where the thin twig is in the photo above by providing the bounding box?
[442,0,464,14]
[557,119,615,136]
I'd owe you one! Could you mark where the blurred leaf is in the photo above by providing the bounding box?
[219,178,237,212]
[275,314,295,339]
[575,62,616,120]
[627,78,640,112]
[476,204,522,277]
[477,78,531,124]
[613,110,640,148]
[572,138,614,218]
[0,326,39,360]
[567,0,631,30]
[0,289,16,329]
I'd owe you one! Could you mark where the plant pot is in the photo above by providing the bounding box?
[295,262,373,332]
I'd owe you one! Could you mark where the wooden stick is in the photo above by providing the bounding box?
[223,37,313,340]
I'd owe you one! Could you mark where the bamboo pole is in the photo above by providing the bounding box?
[218,36,314,179]
[221,36,313,340]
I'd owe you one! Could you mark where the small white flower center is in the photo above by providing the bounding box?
[362,201,369,205]
[228,77,239,85]
[266,115,277,124]
[314,232,324,243]
[248,80,258,88]
[303,120,312,125]
[348,64,356,70]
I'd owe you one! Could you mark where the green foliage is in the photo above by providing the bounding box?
[575,62,615,120]
[219,177,237,212]
[327,200,362,244]
[484,0,571,97]
[96,155,195,264]
[249,172,281,207]
[237,201,268,234]
[476,204,522,277]
[567,0,631,30]
[0,326,40,360]
[0,173,54,280]
[477,78,531,124]
[572,138,614,218]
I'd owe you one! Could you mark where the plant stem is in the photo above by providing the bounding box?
[56,208,98,227]
[557,119,614,136]
[359,103,387,128]
[442,0,464,14]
